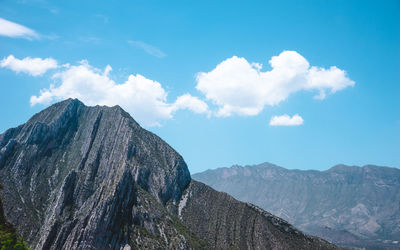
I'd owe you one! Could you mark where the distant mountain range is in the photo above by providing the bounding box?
[0,99,337,249]
[193,162,400,249]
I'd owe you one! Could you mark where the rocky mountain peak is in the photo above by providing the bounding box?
[0,100,337,249]
[0,99,191,249]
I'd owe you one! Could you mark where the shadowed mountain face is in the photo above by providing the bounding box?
[0,99,337,249]
[193,162,400,249]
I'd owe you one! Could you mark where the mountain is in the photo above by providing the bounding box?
[192,162,400,249]
[0,99,337,249]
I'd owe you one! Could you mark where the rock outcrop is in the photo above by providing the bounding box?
[179,181,336,249]
[0,99,337,249]
[193,162,400,249]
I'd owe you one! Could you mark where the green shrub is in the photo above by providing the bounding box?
[0,224,29,250]
[0,184,29,250]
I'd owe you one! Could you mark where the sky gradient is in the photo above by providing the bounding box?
[0,0,399,173]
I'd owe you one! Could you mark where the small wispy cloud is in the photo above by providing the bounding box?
[0,17,39,40]
[269,114,304,126]
[93,14,109,24]
[128,40,166,58]
[79,36,102,44]
[48,8,59,15]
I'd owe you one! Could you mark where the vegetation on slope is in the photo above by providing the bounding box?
[0,184,29,250]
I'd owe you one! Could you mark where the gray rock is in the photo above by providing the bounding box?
[193,162,400,249]
[179,180,338,250]
[0,99,337,249]
[0,99,190,249]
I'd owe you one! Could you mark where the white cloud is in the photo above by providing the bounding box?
[172,94,209,114]
[0,18,39,40]
[128,40,166,58]
[196,51,355,117]
[5,50,355,126]
[269,114,304,126]
[0,55,58,76]
[30,60,208,126]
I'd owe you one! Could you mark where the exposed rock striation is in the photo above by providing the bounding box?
[193,162,400,249]
[179,180,337,250]
[0,99,337,249]
[0,99,191,249]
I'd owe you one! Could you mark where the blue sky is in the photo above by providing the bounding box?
[0,0,399,173]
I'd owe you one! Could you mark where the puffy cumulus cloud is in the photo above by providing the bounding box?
[0,55,58,76]
[196,51,355,117]
[30,61,208,126]
[0,18,39,40]
[269,114,304,126]
[172,94,210,115]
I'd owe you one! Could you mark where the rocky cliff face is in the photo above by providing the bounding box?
[193,162,400,249]
[0,99,191,249]
[179,180,336,250]
[0,99,337,249]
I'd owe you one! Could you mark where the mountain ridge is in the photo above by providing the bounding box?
[193,162,400,249]
[195,161,398,174]
[0,99,337,249]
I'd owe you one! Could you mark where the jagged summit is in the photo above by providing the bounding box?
[0,99,191,249]
[0,99,337,249]
[1,98,190,203]
[24,98,137,127]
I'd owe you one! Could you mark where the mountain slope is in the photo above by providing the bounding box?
[0,99,192,249]
[0,99,337,249]
[180,180,334,249]
[0,184,29,249]
[192,162,400,249]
